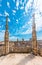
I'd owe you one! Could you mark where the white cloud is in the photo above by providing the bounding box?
[12,10,16,13]
[9,36,17,41]
[16,0,19,10]
[33,0,42,12]
[22,22,28,29]
[15,18,32,35]
[35,13,42,32]
[7,2,10,8]
[22,28,32,34]
[20,6,24,10]
[0,25,3,28]
[28,0,42,33]
[24,0,42,34]
[17,11,42,35]
[4,11,9,16]
[22,18,32,29]
[0,30,5,41]
[1,30,5,33]
[22,0,27,7]
[22,13,42,34]
[16,19,18,24]
[21,19,32,34]
[8,18,10,22]
[25,0,33,13]
[37,35,42,40]
[32,0,42,32]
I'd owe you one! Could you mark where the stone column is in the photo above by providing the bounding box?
[4,16,9,54]
[32,13,38,55]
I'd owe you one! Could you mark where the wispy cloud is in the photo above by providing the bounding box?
[25,0,33,13]
[12,9,16,15]
[20,18,32,35]
[7,2,10,8]
[16,19,19,24]
[0,25,4,28]
[0,0,42,40]
[20,6,24,10]
[32,0,42,32]
[38,37,42,40]
[33,0,42,12]
[9,36,17,41]
[16,0,19,10]
[4,11,9,16]
[15,19,32,35]
[35,13,42,32]
[22,28,32,34]
[0,30,5,41]
[8,18,10,22]
[12,10,16,13]
[37,34,42,40]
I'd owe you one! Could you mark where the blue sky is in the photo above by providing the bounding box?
[0,0,42,41]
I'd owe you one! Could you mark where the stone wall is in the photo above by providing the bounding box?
[9,42,32,53]
[38,45,42,56]
[0,45,5,56]
[0,41,32,56]
[9,46,31,53]
[0,41,42,56]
